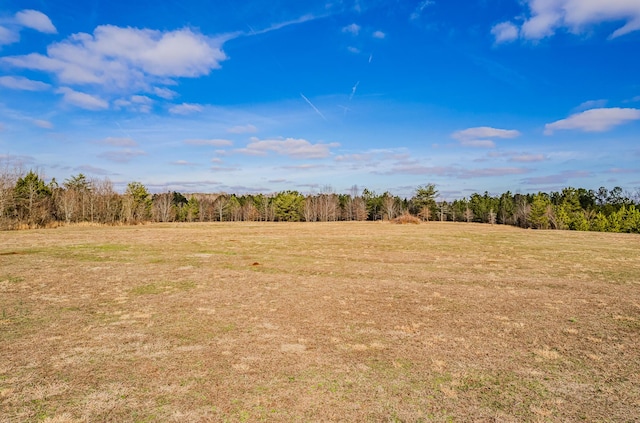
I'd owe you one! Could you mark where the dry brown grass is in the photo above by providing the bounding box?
[391,214,421,225]
[1,222,639,422]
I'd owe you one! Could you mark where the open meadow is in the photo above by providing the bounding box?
[1,222,639,422]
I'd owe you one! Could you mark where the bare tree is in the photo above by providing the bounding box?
[488,208,496,225]
[352,196,367,221]
[419,206,431,222]
[304,195,317,222]
[382,192,396,220]
[0,164,18,229]
[316,186,338,222]
[213,194,228,221]
[94,178,120,224]
[242,200,259,221]
[57,187,77,223]
[153,192,174,222]
[463,206,474,223]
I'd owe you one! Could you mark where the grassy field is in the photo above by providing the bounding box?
[1,222,639,422]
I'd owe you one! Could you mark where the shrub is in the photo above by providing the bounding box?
[392,213,421,224]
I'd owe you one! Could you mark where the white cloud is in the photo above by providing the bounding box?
[100,137,138,147]
[461,139,497,148]
[347,46,361,54]
[0,10,56,46]
[502,0,640,42]
[33,119,53,129]
[411,0,435,21]
[114,95,153,113]
[510,154,546,163]
[246,14,318,36]
[3,25,227,94]
[171,160,198,166]
[98,149,146,163]
[153,87,178,99]
[169,103,203,115]
[573,99,608,112]
[184,138,233,147]
[14,10,57,34]
[544,108,640,134]
[491,22,519,44]
[372,30,386,39]
[227,124,257,134]
[237,137,339,159]
[461,167,530,178]
[56,87,109,110]
[0,75,50,91]
[452,126,521,147]
[522,170,590,185]
[0,25,19,46]
[342,23,361,35]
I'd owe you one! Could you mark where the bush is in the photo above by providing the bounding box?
[391,213,421,224]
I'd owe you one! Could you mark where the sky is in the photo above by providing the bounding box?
[1,0,639,199]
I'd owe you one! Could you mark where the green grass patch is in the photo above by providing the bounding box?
[129,280,197,295]
[1,274,24,283]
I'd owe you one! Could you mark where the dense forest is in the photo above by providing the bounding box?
[1,169,639,233]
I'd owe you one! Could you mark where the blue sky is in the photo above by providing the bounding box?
[1,0,639,199]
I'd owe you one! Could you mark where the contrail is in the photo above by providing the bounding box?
[338,105,351,115]
[349,81,360,101]
[300,93,327,121]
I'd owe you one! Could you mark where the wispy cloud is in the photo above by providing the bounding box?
[183,138,233,147]
[170,160,200,166]
[227,124,258,134]
[411,0,435,21]
[247,14,319,36]
[56,87,109,110]
[378,164,457,176]
[349,81,360,100]
[461,167,530,178]
[573,99,608,112]
[169,103,203,115]
[0,153,36,165]
[491,22,519,44]
[544,108,640,134]
[114,95,153,113]
[452,126,521,147]
[74,165,114,176]
[236,137,339,159]
[33,119,53,129]
[98,149,146,163]
[372,30,386,39]
[509,154,546,163]
[606,167,640,174]
[0,25,19,46]
[522,170,591,185]
[342,23,361,35]
[0,75,50,91]
[210,166,240,172]
[153,87,178,100]
[99,137,138,147]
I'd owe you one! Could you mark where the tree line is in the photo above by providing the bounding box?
[1,168,639,233]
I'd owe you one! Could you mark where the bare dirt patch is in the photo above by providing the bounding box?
[1,222,639,421]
